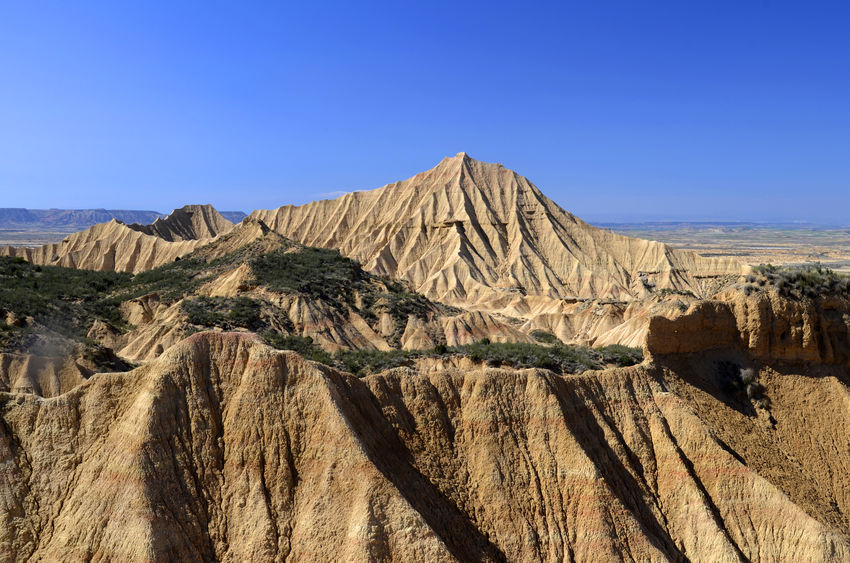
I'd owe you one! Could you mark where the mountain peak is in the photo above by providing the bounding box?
[251,155,744,309]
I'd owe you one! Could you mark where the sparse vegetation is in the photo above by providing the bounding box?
[598,344,644,367]
[250,246,441,347]
[657,288,696,298]
[716,361,770,409]
[181,296,263,330]
[250,246,364,304]
[747,263,850,299]
[360,280,435,325]
[0,256,131,344]
[334,348,418,375]
[258,331,644,377]
[127,257,213,302]
[530,329,560,344]
[262,331,334,364]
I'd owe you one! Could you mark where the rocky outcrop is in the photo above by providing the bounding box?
[127,204,234,242]
[0,331,847,561]
[641,288,850,548]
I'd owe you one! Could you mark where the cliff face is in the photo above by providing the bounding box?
[646,289,850,365]
[1,330,849,561]
[643,289,850,545]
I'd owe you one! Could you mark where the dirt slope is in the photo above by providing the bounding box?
[1,315,848,561]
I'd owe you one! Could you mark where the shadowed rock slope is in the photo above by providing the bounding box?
[127,204,235,241]
[2,289,850,561]
[251,153,743,311]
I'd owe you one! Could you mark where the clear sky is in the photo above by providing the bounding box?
[0,1,848,223]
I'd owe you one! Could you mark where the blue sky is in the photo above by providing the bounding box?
[0,1,848,223]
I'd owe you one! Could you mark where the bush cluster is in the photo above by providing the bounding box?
[716,361,770,408]
[657,288,695,298]
[250,247,439,345]
[250,247,364,304]
[0,256,131,344]
[181,296,263,330]
[262,331,333,364]
[360,280,434,324]
[530,329,560,344]
[598,344,644,367]
[128,257,212,302]
[260,332,644,378]
[748,263,850,299]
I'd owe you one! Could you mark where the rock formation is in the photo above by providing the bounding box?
[0,205,235,273]
[1,156,745,346]
[99,220,535,362]
[127,204,235,242]
[0,219,201,273]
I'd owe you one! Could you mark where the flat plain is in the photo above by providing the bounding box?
[601,222,850,272]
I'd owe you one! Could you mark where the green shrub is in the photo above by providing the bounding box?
[598,344,644,367]
[258,331,644,378]
[530,330,560,344]
[716,362,770,408]
[181,296,263,330]
[128,257,211,302]
[362,282,434,323]
[0,256,131,342]
[751,263,850,299]
[262,331,334,364]
[333,348,417,376]
[250,247,363,304]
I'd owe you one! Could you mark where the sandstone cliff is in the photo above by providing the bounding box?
[646,287,850,364]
